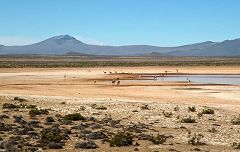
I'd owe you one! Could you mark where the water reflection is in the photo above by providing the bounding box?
[158,75,240,85]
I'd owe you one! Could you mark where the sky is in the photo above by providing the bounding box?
[0,0,240,46]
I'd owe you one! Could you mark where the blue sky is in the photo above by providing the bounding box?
[0,0,240,46]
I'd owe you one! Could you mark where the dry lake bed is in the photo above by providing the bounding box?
[0,66,240,152]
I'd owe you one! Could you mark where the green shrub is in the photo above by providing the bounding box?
[3,103,37,109]
[208,127,217,133]
[141,104,150,110]
[25,104,37,109]
[188,134,205,146]
[41,127,64,143]
[162,111,173,118]
[79,106,85,111]
[95,106,107,110]
[197,112,203,118]
[29,109,49,117]
[150,134,168,144]
[109,132,133,147]
[90,104,97,109]
[181,116,196,123]
[2,103,20,109]
[232,142,240,149]
[202,109,214,114]
[188,106,196,112]
[75,141,99,149]
[13,97,27,102]
[231,116,240,125]
[173,106,179,111]
[63,113,85,121]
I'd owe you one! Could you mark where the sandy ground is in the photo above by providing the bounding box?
[0,66,240,107]
[0,66,240,151]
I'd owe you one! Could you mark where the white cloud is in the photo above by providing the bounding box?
[74,35,105,45]
[0,36,39,46]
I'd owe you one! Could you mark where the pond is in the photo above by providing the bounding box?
[157,74,240,85]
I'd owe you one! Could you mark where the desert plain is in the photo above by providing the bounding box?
[0,57,240,152]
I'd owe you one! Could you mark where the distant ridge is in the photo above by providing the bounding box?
[64,51,92,56]
[0,35,240,56]
[144,52,165,56]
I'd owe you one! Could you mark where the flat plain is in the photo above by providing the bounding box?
[0,56,240,152]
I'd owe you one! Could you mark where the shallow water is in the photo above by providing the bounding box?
[157,75,240,85]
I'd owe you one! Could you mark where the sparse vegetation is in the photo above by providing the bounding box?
[63,113,85,121]
[202,108,214,114]
[181,116,196,123]
[176,115,180,119]
[25,104,37,109]
[90,104,97,109]
[40,127,64,143]
[141,104,150,110]
[13,97,27,102]
[75,141,99,149]
[2,103,20,109]
[109,132,133,147]
[46,116,55,123]
[162,111,173,118]
[2,103,37,109]
[197,112,203,118]
[232,142,240,149]
[150,134,169,144]
[60,101,66,105]
[86,131,107,139]
[79,106,86,111]
[0,56,240,68]
[94,105,107,110]
[0,82,238,151]
[29,108,49,117]
[231,115,240,125]
[188,133,205,146]
[208,127,217,133]
[188,106,196,112]
[48,142,63,149]
[174,106,179,111]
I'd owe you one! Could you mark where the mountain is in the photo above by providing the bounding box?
[0,35,239,56]
[0,35,87,55]
[168,39,240,56]
[0,35,165,55]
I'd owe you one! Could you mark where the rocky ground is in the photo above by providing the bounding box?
[0,95,240,152]
[0,66,239,151]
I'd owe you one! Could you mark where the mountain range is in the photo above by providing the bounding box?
[0,35,240,56]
